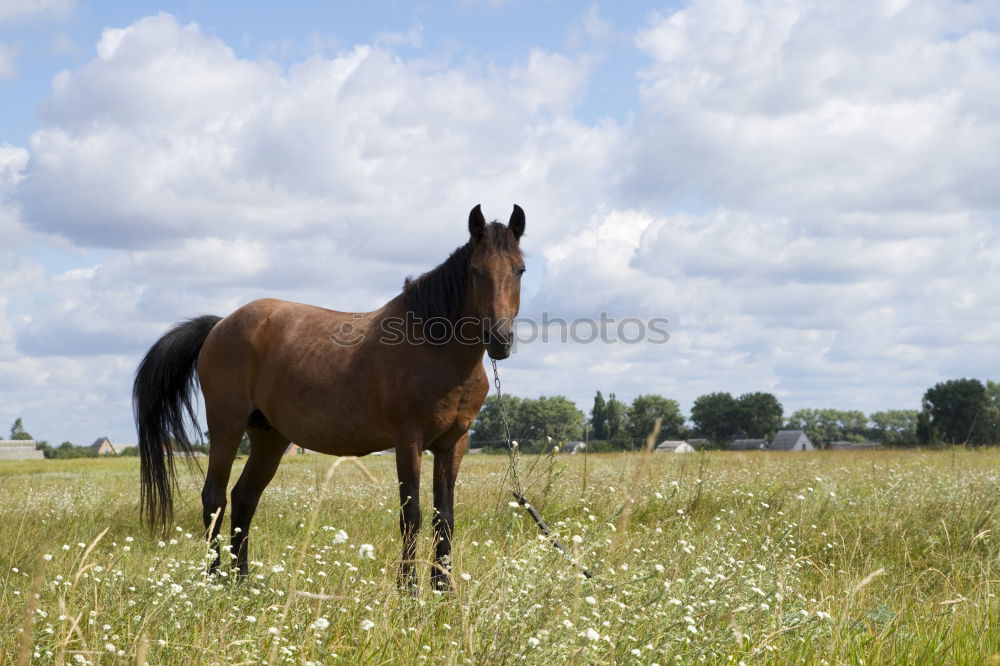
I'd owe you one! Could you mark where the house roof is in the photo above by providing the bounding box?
[770,430,811,450]
[828,440,881,450]
[730,438,767,450]
[655,440,688,451]
[90,437,113,451]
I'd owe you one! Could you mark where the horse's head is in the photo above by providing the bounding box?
[466,204,525,360]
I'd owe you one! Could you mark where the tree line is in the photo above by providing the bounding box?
[6,418,140,458]
[7,377,996,456]
[469,377,1000,451]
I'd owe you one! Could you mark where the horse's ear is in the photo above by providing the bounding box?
[509,204,525,240]
[469,204,486,241]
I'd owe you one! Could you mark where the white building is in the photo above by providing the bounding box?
[0,440,44,460]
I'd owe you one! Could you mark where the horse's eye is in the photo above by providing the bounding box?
[516,266,526,277]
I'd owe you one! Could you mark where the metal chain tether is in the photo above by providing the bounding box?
[491,358,523,500]
[490,357,593,578]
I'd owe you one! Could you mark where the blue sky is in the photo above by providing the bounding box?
[1,1,664,144]
[1,0,999,445]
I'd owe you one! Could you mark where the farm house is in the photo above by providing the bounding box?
[655,440,696,453]
[769,430,815,452]
[730,438,767,451]
[0,440,44,460]
[90,437,117,455]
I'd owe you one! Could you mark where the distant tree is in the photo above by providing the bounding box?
[736,392,783,440]
[9,417,33,441]
[48,441,96,459]
[982,381,1000,445]
[520,396,585,444]
[839,410,869,440]
[590,391,608,440]
[471,394,583,449]
[471,394,523,445]
[786,408,842,446]
[916,410,933,445]
[922,378,987,444]
[869,410,919,445]
[627,394,685,441]
[787,408,870,446]
[605,393,628,443]
[691,392,743,444]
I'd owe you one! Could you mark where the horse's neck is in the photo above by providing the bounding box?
[373,296,486,377]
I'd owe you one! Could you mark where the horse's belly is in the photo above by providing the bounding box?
[270,405,394,457]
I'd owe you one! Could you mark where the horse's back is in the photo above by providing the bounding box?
[198,298,396,453]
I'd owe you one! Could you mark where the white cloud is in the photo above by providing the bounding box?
[4,3,1000,444]
[3,14,621,442]
[19,14,613,256]
[0,0,73,23]
[0,43,16,79]
[374,22,423,49]
[525,201,1000,417]
[0,144,29,244]
[627,0,1000,219]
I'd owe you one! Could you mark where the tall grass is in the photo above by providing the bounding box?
[1,450,998,664]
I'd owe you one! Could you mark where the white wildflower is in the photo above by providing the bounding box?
[360,619,375,631]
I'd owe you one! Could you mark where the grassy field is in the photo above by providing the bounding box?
[1,449,999,665]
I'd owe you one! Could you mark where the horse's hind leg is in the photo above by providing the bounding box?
[203,409,245,575]
[231,422,287,578]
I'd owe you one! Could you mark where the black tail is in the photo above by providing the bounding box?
[133,315,222,530]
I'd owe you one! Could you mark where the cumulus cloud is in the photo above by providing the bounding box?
[19,13,612,257]
[4,2,1000,444]
[0,44,16,79]
[529,203,1000,414]
[626,0,1000,219]
[2,13,622,441]
[0,0,73,23]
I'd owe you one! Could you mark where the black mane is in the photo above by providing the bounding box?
[403,222,522,322]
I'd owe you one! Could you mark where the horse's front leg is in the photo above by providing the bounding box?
[395,437,423,594]
[432,431,469,591]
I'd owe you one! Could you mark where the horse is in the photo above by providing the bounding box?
[133,204,526,591]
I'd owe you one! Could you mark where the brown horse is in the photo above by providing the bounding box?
[133,204,525,590]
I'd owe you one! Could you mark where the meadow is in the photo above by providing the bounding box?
[1,448,998,665]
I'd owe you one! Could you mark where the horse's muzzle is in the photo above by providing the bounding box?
[485,325,512,360]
